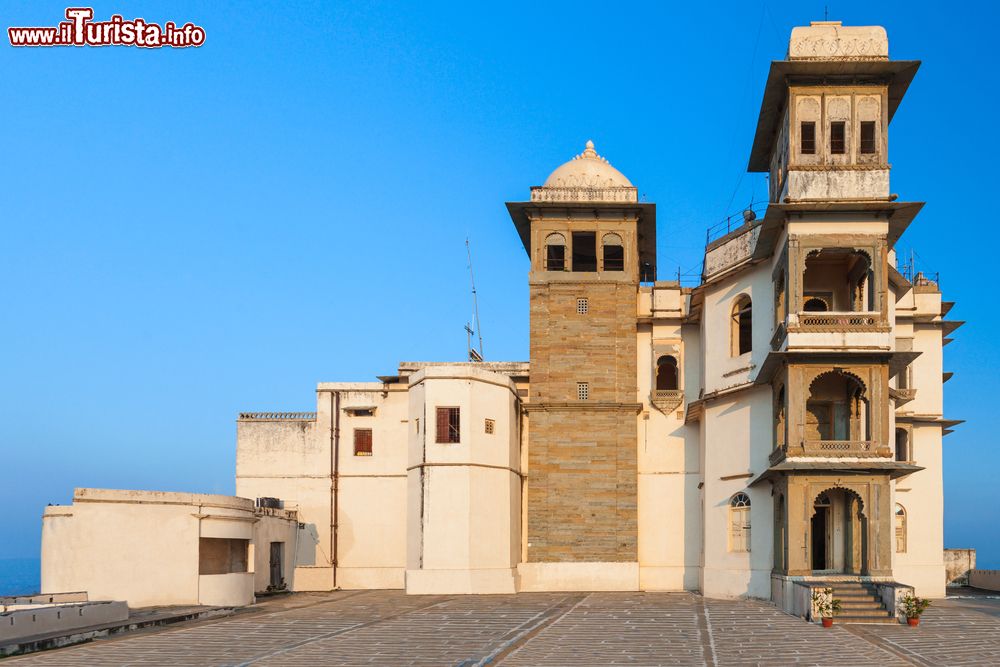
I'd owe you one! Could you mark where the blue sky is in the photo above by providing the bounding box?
[1,0,997,571]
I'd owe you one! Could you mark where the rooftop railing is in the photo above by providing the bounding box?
[704,202,768,246]
[238,412,317,421]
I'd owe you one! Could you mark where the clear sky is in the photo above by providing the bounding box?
[1,1,997,571]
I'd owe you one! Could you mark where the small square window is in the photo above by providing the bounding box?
[485,418,495,434]
[353,429,372,456]
[577,382,589,401]
[859,121,877,154]
[830,121,846,154]
[577,298,589,314]
[800,121,816,154]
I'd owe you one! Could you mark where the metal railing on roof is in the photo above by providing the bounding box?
[705,202,768,246]
[238,412,317,421]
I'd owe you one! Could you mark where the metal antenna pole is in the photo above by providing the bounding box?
[466,238,484,361]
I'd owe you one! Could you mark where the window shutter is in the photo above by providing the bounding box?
[353,429,372,456]
[729,510,742,552]
[436,408,449,443]
[448,407,460,443]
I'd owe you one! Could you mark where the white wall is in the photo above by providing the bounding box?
[636,304,702,591]
[405,366,520,594]
[40,489,293,607]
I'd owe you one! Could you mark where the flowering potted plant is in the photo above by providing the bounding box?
[900,594,931,626]
[812,587,842,628]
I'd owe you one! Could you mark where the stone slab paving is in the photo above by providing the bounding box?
[843,598,1000,667]
[4,590,1000,666]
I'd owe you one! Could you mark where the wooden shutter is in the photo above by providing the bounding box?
[353,429,372,456]
[448,408,460,443]
[436,408,449,443]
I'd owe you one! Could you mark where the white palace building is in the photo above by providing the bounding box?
[42,22,961,620]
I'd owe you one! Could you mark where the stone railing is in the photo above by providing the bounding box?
[529,185,638,203]
[651,389,684,413]
[238,412,317,421]
[795,312,881,331]
[802,440,880,457]
[771,440,887,461]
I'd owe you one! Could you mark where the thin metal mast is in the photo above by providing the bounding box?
[466,238,484,361]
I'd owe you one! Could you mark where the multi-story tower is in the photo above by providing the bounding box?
[741,21,951,597]
[507,142,656,589]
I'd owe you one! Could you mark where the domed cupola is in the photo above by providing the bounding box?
[531,140,637,203]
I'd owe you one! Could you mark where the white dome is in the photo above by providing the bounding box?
[542,140,632,188]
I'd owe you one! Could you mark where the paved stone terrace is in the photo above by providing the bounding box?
[4,590,999,666]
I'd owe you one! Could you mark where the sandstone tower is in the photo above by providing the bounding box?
[507,142,656,587]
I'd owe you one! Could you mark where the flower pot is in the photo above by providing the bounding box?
[907,617,919,627]
[822,617,833,628]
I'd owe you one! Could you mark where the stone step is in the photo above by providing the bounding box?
[836,615,898,625]
[836,608,891,618]
[839,602,886,610]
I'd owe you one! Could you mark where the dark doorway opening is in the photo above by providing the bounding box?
[811,508,827,570]
[269,542,284,589]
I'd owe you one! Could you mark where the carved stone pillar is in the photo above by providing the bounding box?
[784,477,811,576]
[787,237,803,315]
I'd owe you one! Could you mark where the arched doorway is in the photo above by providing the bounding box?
[811,488,867,574]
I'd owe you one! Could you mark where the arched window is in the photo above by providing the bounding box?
[806,370,868,441]
[602,233,624,271]
[731,296,752,356]
[895,428,909,462]
[729,492,751,552]
[655,355,678,391]
[895,504,907,553]
[803,248,872,313]
[803,297,829,312]
[544,233,566,271]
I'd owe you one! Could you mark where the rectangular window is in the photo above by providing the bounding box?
[800,121,816,154]
[199,538,249,575]
[546,244,565,271]
[576,298,588,314]
[577,382,589,401]
[436,407,460,443]
[859,121,877,154]
[484,418,495,434]
[353,428,372,456]
[830,121,846,154]
[571,232,597,272]
[603,244,625,271]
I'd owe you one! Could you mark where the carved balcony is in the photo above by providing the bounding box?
[770,439,889,464]
[651,389,684,414]
[793,312,884,331]
[778,312,892,352]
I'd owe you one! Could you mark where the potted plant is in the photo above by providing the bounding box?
[812,587,842,628]
[900,594,931,626]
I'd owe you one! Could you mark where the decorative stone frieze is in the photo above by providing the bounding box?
[788,22,889,61]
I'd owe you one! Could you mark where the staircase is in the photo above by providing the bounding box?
[829,581,897,624]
